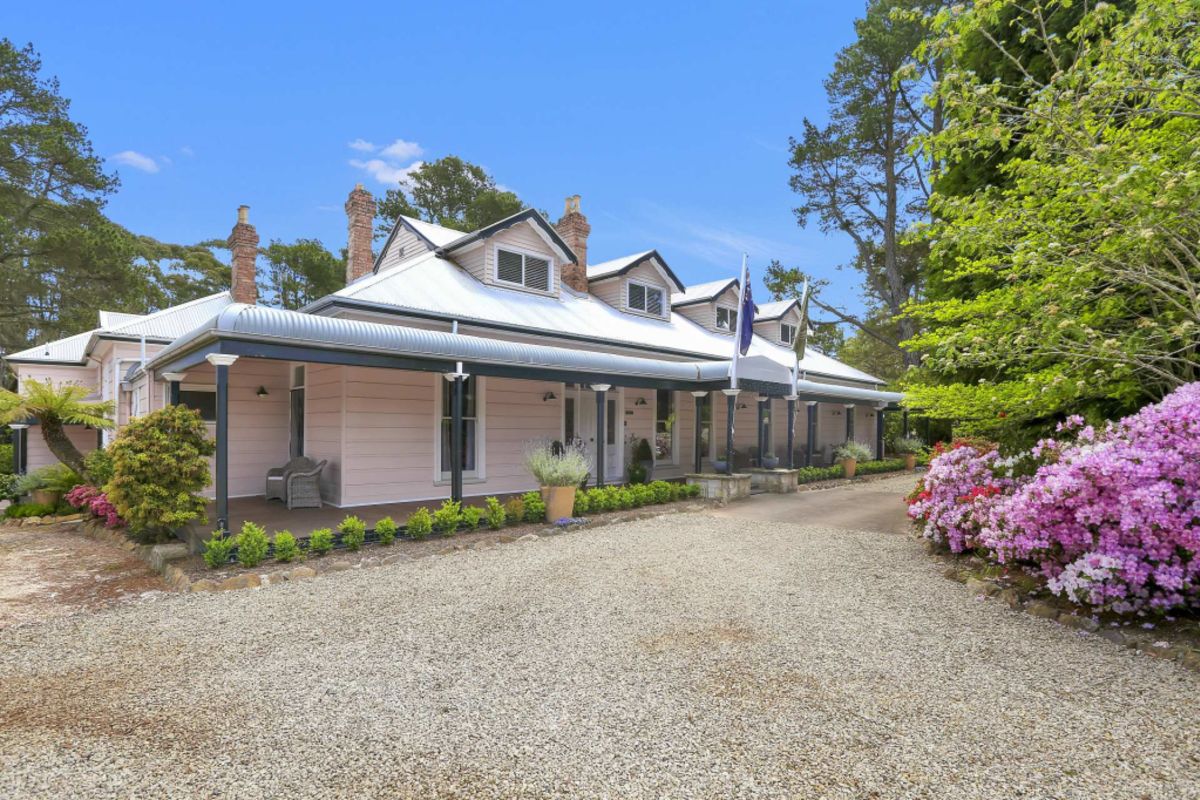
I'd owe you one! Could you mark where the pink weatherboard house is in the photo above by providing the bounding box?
[5,190,899,538]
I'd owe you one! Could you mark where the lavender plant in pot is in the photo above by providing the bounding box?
[834,440,872,479]
[524,439,591,523]
[892,436,926,470]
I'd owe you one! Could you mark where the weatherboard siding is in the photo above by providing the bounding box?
[377,226,431,272]
[303,363,345,506]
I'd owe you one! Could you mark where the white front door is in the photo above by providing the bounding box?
[567,386,624,483]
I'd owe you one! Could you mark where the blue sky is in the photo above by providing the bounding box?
[8,2,868,312]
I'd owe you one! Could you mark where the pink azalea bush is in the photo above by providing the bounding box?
[906,441,1011,553]
[909,383,1200,614]
[65,484,125,529]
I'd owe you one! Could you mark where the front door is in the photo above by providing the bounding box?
[566,386,623,483]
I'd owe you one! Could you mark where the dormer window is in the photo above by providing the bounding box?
[496,247,551,291]
[780,323,797,344]
[627,281,664,316]
[716,306,738,332]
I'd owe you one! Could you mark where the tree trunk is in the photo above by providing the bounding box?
[37,416,88,477]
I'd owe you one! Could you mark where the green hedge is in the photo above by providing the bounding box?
[795,457,924,484]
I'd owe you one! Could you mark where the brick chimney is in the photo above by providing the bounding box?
[555,194,590,293]
[345,183,376,284]
[228,205,259,305]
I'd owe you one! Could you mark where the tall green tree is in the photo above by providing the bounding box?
[904,0,1195,443]
[375,155,526,238]
[0,39,230,362]
[788,0,943,368]
[259,239,344,309]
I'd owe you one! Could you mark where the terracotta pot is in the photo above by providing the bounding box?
[545,485,577,523]
[31,489,62,507]
[904,453,916,470]
[841,458,858,479]
[540,485,550,503]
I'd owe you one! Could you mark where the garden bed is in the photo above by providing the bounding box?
[173,498,711,592]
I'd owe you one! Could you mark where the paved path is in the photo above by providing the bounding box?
[1,477,1197,799]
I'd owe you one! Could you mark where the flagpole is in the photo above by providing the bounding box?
[794,278,808,393]
[730,252,748,390]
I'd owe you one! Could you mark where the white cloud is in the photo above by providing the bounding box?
[111,150,160,173]
[378,138,424,161]
[180,145,195,157]
[347,137,425,187]
[349,158,424,187]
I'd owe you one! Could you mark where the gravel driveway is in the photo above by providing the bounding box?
[1,477,1197,799]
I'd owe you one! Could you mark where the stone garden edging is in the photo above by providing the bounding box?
[928,539,1200,673]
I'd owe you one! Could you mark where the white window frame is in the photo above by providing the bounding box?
[626,280,666,318]
[716,305,739,332]
[432,373,487,484]
[492,243,555,294]
[780,322,796,344]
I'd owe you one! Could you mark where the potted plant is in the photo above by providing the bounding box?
[712,458,728,473]
[633,437,654,481]
[524,439,590,523]
[761,451,779,469]
[893,436,926,470]
[15,463,81,507]
[834,440,872,479]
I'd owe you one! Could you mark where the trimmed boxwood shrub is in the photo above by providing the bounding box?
[202,532,235,569]
[273,530,299,562]
[461,505,483,530]
[236,521,270,568]
[521,491,545,522]
[374,516,398,545]
[338,515,366,551]
[433,500,461,535]
[484,497,506,530]
[407,507,433,539]
[503,497,525,525]
[308,527,334,555]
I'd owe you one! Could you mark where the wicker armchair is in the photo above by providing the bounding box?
[285,459,327,510]
[265,457,317,503]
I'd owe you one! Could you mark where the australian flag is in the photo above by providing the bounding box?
[738,274,756,356]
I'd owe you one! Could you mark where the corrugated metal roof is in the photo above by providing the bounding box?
[6,292,234,365]
[98,310,144,328]
[146,304,901,403]
[671,278,738,307]
[328,253,884,385]
[6,329,97,364]
[401,216,465,248]
[755,299,798,321]
[587,251,655,280]
[101,292,233,341]
[148,304,756,384]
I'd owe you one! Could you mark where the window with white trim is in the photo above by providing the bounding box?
[496,248,551,291]
[780,323,797,344]
[627,281,665,316]
[439,376,479,478]
[716,306,738,331]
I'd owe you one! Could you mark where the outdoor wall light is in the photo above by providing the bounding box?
[542,391,557,402]
[737,403,748,410]
[634,397,648,406]
[256,386,269,398]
